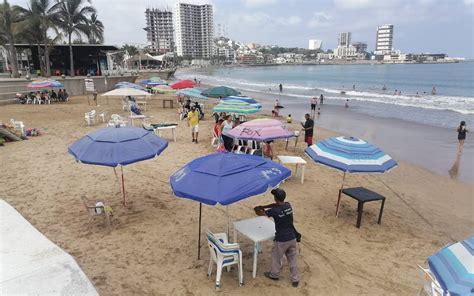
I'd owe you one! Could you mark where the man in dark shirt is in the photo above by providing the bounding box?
[254,188,299,287]
[301,113,314,147]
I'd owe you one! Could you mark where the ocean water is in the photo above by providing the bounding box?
[178,62,474,129]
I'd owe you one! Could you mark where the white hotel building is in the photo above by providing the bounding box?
[375,24,394,54]
[174,3,214,59]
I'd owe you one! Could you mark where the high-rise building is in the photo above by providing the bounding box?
[308,39,323,50]
[175,3,214,59]
[352,41,367,53]
[375,24,394,54]
[338,32,351,47]
[145,8,174,54]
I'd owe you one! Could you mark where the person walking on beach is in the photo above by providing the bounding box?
[457,121,468,153]
[319,94,324,105]
[254,188,299,288]
[279,84,283,92]
[221,115,234,151]
[345,99,349,108]
[187,106,200,143]
[310,97,317,118]
[301,113,314,147]
[432,86,437,95]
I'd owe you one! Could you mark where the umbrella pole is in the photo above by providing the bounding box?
[226,206,230,239]
[121,166,126,206]
[198,203,202,260]
[336,172,346,217]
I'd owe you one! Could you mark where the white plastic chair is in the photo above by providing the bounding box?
[84,110,97,126]
[33,95,42,105]
[80,196,111,229]
[246,140,261,155]
[206,229,244,290]
[97,111,107,123]
[122,98,130,111]
[107,114,128,127]
[10,119,25,136]
[417,265,444,296]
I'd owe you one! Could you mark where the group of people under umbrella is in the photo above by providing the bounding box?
[66,82,472,293]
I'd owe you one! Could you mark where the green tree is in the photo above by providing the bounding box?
[53,0,95,76]
[86,12,103,44]
[17,0,59,77]
[0,0,22,77]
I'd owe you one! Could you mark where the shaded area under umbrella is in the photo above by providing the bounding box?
[170,152,291,259]
[68,127,168,205]
[305,136,397,216]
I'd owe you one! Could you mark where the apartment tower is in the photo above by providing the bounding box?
[175,3,214,58]
[375,24,394,54]
[338,32,352,47]
[145,8,174,54]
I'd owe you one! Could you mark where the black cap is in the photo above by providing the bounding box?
[271,188,286,201]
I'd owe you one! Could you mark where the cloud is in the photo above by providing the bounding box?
[333,0,400,9]
[277,15,302,26]
[241,0,278,7]
[307,12,332,28]
[464,0,474,4]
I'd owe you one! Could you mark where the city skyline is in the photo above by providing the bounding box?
[8,0,474,58]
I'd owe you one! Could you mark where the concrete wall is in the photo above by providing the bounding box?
[0,75,138,104]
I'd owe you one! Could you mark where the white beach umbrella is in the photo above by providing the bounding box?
[101,88,151,97]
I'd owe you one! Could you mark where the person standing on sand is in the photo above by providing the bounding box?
[345,99,349,108]
[254,188,300,288]
[457,121,468,153]
[187,106,200,143]
[221,115,234,151]
[319,94,324,105]
[301,113,314,146]
[432,86,437,95]
[279,84,283,92]
[310,97,317,118]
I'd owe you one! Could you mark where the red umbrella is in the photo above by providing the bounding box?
[171,80,195,89]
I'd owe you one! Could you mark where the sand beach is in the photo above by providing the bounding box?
[1,94,472,295]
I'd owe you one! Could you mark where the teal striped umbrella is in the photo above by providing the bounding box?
[202,86,240,98]
[212,99,261,115]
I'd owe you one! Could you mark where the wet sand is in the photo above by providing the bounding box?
[0,95,473,295]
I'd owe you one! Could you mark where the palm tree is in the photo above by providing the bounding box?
[17,0,58,77]
[53,0,95,76]
[86,12,103,44]
[0,0,21,78]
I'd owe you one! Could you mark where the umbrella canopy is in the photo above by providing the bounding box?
[171,80,195,90]
[176,88,208,100]
[27,79,63,89]
[115,82,146,91]
[225,118,294,141]
[224,95,259,104]
[212,99,261,115]
[68,127,168,205]
[101,88,151,97]
[304,136,397,173]
[138,79,167,86]
[152,85,176,94]
[201,86,240,98]
[171,153,291,206]
[149,76,165,82]
[68,127,168,166]
[428,236,474,296]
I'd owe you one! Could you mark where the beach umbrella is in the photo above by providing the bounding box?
[170,152,291,259]
[171,80,195,90]
[27,79,63,89]
[304,136,397,216]
[138,79,167,86]
[115,82,146,91]
[101,88,151,97]
[152,85,176,94]
[68,127,168,205]
[224,95,259,104]
[149,76,165,82]
[427,236,474,296]
[225,118,294,141]
[201,86,240,98]
[212,99,261,115]
[176,88,208,100]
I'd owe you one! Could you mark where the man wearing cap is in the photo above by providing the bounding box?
[254,188,300,287]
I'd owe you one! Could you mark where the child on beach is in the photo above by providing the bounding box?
[457,121,468,153]
[345,99,349,108]
[287,114,292,123]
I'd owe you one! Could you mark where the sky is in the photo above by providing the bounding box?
[9,0,474,58]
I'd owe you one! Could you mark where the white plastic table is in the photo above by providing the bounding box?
[233,216,275,278]
[153,125,177,142]
[277,155,307,184]
[128,115,151,126]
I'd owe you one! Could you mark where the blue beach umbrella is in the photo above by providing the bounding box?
[170,152,291,258]
[176,88,208,100]
[69,127,168,205]
[115,82,146,91]
[305,136,397,216]
[224,95,259,105]
[138,79,167,86]
[427,236,474,296]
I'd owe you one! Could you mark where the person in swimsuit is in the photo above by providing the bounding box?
[457,121,468,154]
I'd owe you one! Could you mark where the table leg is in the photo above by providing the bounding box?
[301,164,305,184]
[173,128,176,142]
[285,139,289,151]
[233,229,238,243]
[294,136,298,151]
[295,164,298,179]
[356,202,364,228]
[253,242,259,278]
[378,198,385,224]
